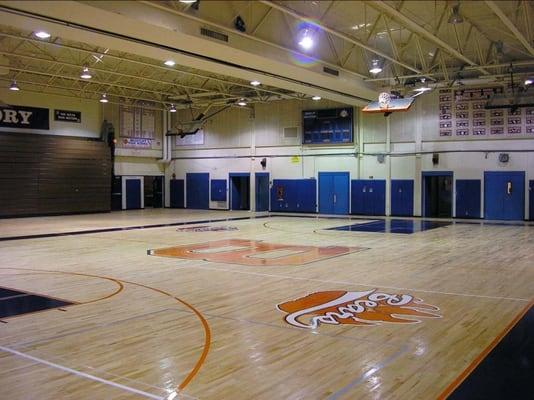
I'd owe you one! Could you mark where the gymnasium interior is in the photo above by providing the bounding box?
[0,1,533,399]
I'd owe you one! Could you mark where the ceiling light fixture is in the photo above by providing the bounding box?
[164,60,176,67]
[34,31,51,39]
[80,66,92,79]
[369,59,382,75]
[298,27,315,51]
[448,4,463,24]
[237,98,247,106]
[525,78,533,86]
[9,80,20,91]
[170,104,177,112]
[99,93,108,103]
[178,0,197,3]
[312,95,321,101]
[250,80,261,86]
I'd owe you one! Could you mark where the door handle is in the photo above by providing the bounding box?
[333,194,337,204]
[507,181,512,195]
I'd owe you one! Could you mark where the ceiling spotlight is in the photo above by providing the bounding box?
[414,78,432,93]
[525,78,533,86]
[80,66,92,79]
[34,31,51,39]
[164,60,176,67]
[9,80,20,91]
[250,80,261,86]
[448,4,463,24]
[178,0,197,3]
[369,59,382,75]
[312,95,321,101]
[298,27,315,51]
[169,104,177,113]
[237,98,247,106]
[99,93,108,103]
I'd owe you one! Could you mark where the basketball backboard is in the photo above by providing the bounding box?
[362,97,415,113]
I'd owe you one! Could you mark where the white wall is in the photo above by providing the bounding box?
[1,89,101,138]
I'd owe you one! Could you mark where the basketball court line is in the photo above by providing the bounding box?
[0,345,167,400]
[167,263,530,302]
[327,345,409,400]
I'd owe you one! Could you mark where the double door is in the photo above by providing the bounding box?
[351,179,386,216]
[319,172,349,215]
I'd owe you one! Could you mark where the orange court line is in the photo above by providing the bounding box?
[0,267,211,392]
[437,298,534,400]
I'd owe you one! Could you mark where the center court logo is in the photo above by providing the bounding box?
[277,290,441,329]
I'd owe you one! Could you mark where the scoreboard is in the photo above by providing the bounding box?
[302,107,353,144]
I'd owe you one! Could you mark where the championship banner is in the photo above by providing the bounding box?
[120,137,152,148]
[0,105,49,130]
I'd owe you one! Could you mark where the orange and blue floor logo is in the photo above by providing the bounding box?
[277,290,441,329]
[148,239,366,266]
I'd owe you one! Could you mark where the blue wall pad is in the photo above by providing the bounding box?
[186,173,210,209]
[210,179,227,201]
[391,180,414,216]
[351,179,386,216]
[170,179,184,208]
[329,219,451,234]
[484,171,525,220]
[271,179,316,212]
[455,179,481,218]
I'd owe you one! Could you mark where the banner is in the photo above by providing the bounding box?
[0,105,49,130]
[54,109,81,123]
[120,137,152,148]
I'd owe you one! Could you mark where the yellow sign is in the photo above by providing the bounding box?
[290,156,300,163]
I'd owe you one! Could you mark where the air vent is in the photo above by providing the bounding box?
[323,66,339,76]
[283,127,298,138]
[200,27,228,42]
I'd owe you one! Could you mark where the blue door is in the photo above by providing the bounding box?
[255,173,269,212]
[210,180,227,202]
[319,172,349,215]
[455,179,481,218]
[530,180,534,220]
[186,173,209,209]
[484,171,525,220]
[350,180,365,215]
[296,179,317,212]
[125,179,141,209]
[230,173,250,210]
[170,179,184,208]
[351,180,386,216]
[391,180,414,216]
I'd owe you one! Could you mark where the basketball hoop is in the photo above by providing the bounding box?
[378,92,391,109]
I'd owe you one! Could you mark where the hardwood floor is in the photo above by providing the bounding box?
[0,210,532,399]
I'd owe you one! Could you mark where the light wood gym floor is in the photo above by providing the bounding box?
[0,210,532,399]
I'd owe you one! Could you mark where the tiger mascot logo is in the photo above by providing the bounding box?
[277,290,441,329]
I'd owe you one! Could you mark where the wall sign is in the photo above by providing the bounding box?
[121,137,152,148]
[277,290,441,329]
[54,109,81,123]
[120,105,155,138]
[0,105,49,130]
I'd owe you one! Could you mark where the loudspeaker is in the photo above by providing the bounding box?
[499,153,510,163]
[260,158,267,169]
[432,153,439,165]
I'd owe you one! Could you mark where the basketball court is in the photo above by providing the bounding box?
[0,1,533,399]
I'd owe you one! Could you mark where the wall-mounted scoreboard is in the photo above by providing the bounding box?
[302,107,353,144]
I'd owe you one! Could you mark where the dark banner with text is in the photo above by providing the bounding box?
[0,105,50,130]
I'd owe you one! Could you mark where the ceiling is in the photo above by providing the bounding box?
[0,0,533,109]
